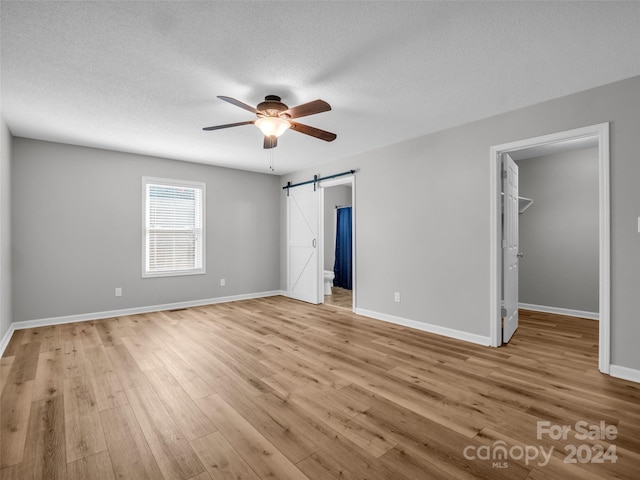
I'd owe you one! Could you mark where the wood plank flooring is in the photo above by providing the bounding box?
[324,286,352,309]
[1,297,639,479]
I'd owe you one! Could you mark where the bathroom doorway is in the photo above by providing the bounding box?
[320,176,355,311]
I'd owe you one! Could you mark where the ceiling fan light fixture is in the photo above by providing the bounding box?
[204,96,336,149]
[255,116,290,137]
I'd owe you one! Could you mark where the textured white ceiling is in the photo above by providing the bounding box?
[2,1,639,174]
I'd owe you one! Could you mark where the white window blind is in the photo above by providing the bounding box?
[142,177,205,277]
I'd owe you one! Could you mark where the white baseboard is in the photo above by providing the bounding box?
[0,323,16,357]
[0,290,285,357]
[518,303,599,321]
[355,308,491,346]
[610,364,640,384]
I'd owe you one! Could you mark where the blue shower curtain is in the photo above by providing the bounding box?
[333,207,352,290]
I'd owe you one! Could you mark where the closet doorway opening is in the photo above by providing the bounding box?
[321,176,355,311]
[489,123,610,374]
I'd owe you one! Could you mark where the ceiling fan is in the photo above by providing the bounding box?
[203,95,337,149]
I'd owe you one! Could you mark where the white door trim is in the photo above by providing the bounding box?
[320,175,356,312]
[489,123,610,374]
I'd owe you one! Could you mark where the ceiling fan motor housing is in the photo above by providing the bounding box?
[257,95,290,119]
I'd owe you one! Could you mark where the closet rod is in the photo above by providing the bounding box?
[283,169,355,195]
[335,204,351,209]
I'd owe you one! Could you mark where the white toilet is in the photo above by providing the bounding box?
[323,270,335,295]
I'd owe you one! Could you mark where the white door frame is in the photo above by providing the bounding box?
[489,123,610,373]
[320,175,356,312]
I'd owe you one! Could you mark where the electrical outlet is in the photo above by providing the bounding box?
[394,292,400,303]
[220,278,226,287]
[115,287,122,297]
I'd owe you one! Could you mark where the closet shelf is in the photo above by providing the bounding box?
[501,192,534,214]
[518,196,533,214]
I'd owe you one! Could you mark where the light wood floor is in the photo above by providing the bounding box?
[1,298,639,480]
[324,286,352,310]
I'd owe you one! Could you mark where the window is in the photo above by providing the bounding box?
[142,177,205,278]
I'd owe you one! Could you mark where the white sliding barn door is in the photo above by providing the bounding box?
[503,153,519,343]
[287,184,321,304]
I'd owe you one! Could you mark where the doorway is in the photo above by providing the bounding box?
[320,176,355,311]
[490,123,610,373]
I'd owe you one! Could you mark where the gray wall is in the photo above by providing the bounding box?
[323,185,352,271]
[517,148,599,313]
[0,119,11,340]
[12,139,281,322]
[280,75,640,370]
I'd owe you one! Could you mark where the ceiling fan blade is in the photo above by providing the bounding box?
[217,96,258,114]
[289,121,337,142]
[283,99,331,119]
[202,120,255,131]
[263,136,277,149]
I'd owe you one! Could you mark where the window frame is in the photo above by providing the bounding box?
[141,176,206,278]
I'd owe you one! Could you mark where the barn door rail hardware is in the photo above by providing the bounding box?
[283,169,355,196]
